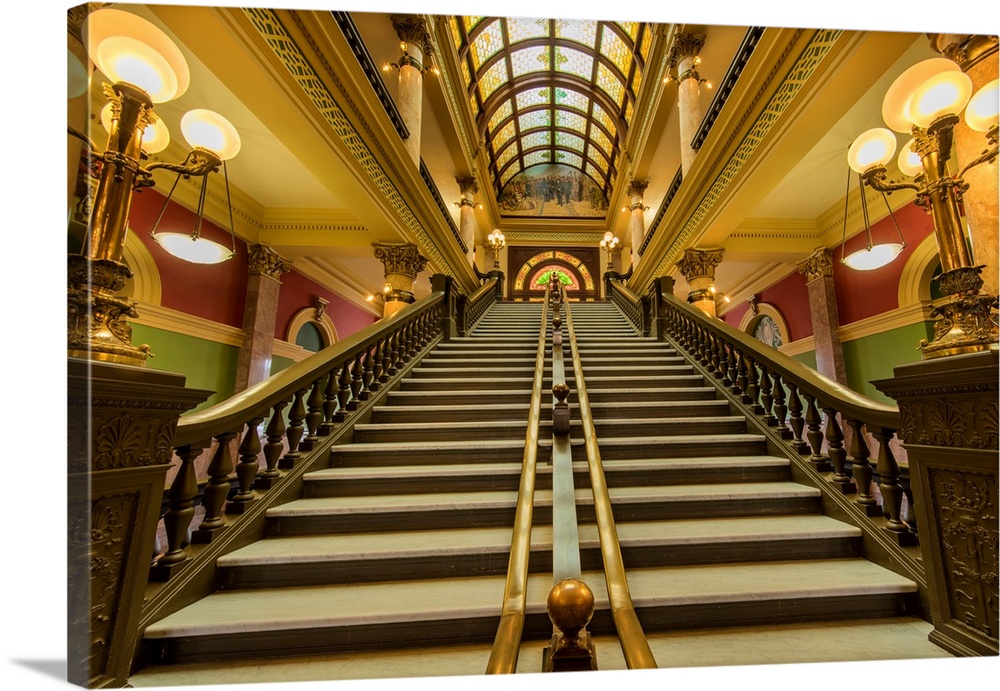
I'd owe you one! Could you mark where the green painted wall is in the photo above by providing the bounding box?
[791,350,817,371]
[843,321,935,404]
[131,324,239,412]
[270,355,295,377]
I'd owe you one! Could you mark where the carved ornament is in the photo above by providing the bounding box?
[314,296,329,320]
[626,180,649,199]
[928,33,999,71]
[675,247,724,281]
[247,244,292,280]
[373,242,430,279]
[391,14,432,54]
[667,33,706,68]
[456,176,478,195]
[798,247,835,282]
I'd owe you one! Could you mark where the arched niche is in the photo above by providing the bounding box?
[739,302,790,350]
[897,232,940,306]
[512,249,596,301]
[286,308,338,352]
[121,229,162,305]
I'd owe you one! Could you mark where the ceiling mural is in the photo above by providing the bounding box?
[448,16,652,211]
[497,163,608,217]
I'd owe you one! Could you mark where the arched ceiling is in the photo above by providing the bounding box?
[447,16,653,199]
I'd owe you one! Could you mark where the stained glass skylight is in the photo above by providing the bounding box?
[451,16,652,209]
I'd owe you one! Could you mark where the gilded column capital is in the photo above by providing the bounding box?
[928,33,999,71]
[373,242,429,279]
[675,247,724,281]
[247,244,292,280]
[798,247,835,282]
[456,176,479,195]
[667,33,706,68]
[626,180,648,199]
[391,14,432,54]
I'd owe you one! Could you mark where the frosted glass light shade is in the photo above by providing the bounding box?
[68,49,89,98]
[848,128,897,173]
[153,232,234,264]
[181,109,241,160]
[966,79,999,133]
[99,102,170,153]
[843,243,905,271]
[882,58,961,133]
[908,71,973,129]
[82,8,190,103]
[897,138,923,177]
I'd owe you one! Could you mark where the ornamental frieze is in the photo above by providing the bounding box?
[897,398,999,450]
[247,244,292,280]
[798,247,834,282]
[675,247,724,281]
[373,242,429,279]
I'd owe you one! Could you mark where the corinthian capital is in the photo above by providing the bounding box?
[391,14,432,54]
[626,180,648,199]
[676,247,724,281]
[456,176,479,195]
[373,242,429,279]
[667,33,706,68]
[248,244,292,280]
[797,248,834,282]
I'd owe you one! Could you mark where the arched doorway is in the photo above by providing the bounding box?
[510,248,598,301]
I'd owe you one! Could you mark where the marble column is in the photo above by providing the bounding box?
[676,247,724,317]
[929,34,999,300]
[798,248,848,385]
[669,33,707,177]
[235,244,292,393]
[456,175,478,264]
[373,242,429,318]
[391,14,431,168]
[626,180,648,267]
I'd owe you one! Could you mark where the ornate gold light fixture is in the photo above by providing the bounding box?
[838,162,907,271]
[487,229,506,270]
[382,40,440,75]
[599,231,620,270]
[848,58,998,359]
[68,8,242,365]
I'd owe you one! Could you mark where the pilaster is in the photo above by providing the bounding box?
[798,248,848,385]
[235,244,292,392]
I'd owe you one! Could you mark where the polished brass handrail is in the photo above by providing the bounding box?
[486,284,550,674]
[563,291,657,669]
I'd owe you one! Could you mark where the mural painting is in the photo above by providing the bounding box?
[499,164,608,218]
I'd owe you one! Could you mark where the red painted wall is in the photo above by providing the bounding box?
[721,269,812,342]
[130,187,248,328]
[277,269,378,342]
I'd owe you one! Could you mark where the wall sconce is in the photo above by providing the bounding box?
[599,232,620,270]
[838,163,906,271]
[663,57,713,88]
[487,229,506,270]
[454,199,483,210]
[848,58,998,359]
[366,283,392,305]
[68,8,241,365]
[382,41,440,75]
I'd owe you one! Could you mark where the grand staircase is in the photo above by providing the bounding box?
[131,299,942,686]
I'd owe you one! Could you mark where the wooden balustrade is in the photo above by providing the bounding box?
[607,278,919,551]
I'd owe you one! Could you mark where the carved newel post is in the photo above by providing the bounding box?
[874,350,999,656]
[372,242,429,318]
[68,360,210,687]
[675,247,724,317]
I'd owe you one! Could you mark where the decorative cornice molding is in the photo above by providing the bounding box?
[247,244,292,280]
[504,230,606,244]
[132,302,244,347]
[798,247,835,282]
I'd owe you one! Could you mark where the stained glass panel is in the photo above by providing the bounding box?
[460,59,471,87]
[589,154,607,175]
[494,121,516,151]
[639,25,651,61]
[591,102,615,138]
[555,46,593,81]
[518,109,551,132]
[554,151,583,168]
[596,63,624,106]
[554,87,589,114]
[470,19,503,70]
[600,26,630,76]
[554,18,597,48]
[508,16,548,44]
[488,99,513,132]
[510,46,548,77]
[615,21,638,42]
[449,17,462,50]
[523,150,550,167]
[517,88,550,110]
[496,143,517,169]
[463,16,485,33]
[555,109,587,134]
[632,60,643,94]
[556,131,585,152]
[625,98,634,124]
[478,59,509,101]
[522,131,550,151]
[590,127,612,157]
[501,161,521,186]
[586,161,604,179]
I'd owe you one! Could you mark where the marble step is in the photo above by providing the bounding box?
[387,389,533,406]
[141,559,914,664]
[397,376,535,391]
[586,386,718,403]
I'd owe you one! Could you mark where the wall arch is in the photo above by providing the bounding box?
[122,229,162,305]
[286,308,338,350]
[897,232,939,306]
[739,302,790,349]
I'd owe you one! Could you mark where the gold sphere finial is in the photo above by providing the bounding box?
[546,578,595,639]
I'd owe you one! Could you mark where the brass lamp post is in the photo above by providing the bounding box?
[487,228,506,270]
[848,58,998,359]
[599,231,620,271]
[69,8,241,365]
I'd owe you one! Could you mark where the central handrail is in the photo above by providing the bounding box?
[563,292,658,670]
[486,284,550,674]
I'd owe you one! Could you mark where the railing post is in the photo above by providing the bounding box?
[431,273,458,340]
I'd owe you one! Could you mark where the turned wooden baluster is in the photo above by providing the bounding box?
[360,347,375,400]
[349,350,365,408]
[804,394,829,470]
[334,359,353,422]
[257,402,286,487]
[401,323,415,362]
[845,419,879,513]
[303,376,326,447]
[759,364,775,424]
[193,431,238,541]
[771,374,790,437]
[280,389,307,469]
[706,333,719,373]
[229,415,264,511]
[320,368,339,434]
[786,383,809,452]
[387,332,400,376]
[872,427,910,536]
[733,349,747,396]
[696,326,711,365]
[744,355,760,408]
[379,335,393,381]
[823,407,854,493]
[371,340,385,390]
[720,342,734,386]
[157,445,203,567]
[714,337,728,381]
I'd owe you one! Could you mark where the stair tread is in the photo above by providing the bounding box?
[143,559,914,639]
